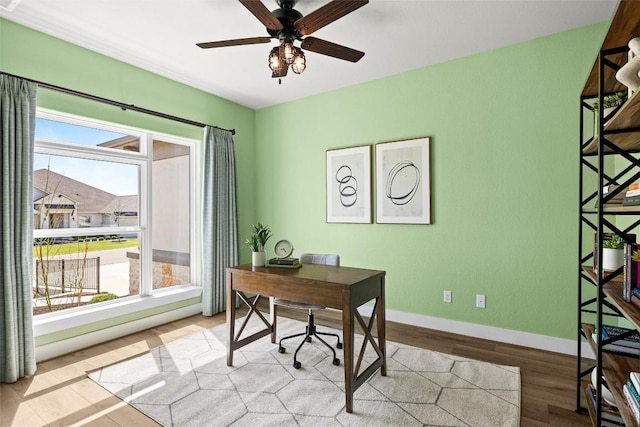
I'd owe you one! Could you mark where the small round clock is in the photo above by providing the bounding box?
[274,239,294,259]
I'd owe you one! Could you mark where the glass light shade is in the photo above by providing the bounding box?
[268,47,281,72]
[281,42,295,64]
[291,49,306,74]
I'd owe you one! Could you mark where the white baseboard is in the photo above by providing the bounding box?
[35,303,202,362]
[358,306,593,358]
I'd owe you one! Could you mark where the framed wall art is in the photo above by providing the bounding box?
[375,137,431,224]
[326,145,372,223]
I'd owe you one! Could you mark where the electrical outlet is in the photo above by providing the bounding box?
[476,294,486,308]
[444,290,452,303]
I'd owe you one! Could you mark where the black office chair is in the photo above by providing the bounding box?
[275,253,342,369]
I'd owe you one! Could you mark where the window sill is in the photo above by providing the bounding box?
[33,285,202,337]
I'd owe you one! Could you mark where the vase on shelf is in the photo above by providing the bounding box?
[252,251,266,267]
[602,247,624,271]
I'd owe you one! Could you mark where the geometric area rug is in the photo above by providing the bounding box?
[89,316,520,427]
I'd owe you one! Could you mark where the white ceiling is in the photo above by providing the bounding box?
[1,0,618,110]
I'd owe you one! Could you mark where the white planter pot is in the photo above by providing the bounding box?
[252,251,266,267]
[602,248,624,271]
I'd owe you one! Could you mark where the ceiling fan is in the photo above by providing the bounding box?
[197,0,368,81]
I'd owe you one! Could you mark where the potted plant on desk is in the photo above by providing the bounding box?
[246,222,272,267]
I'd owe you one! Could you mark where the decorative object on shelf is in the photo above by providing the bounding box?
[616,37,640,92]
[245,222,272,267]
[591,368,617,407]
[593,91,627,136]
[602,234,625,272]
[326,145,372,224]
[375,137,431,224]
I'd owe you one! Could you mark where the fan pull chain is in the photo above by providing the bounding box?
[278,78,282,85]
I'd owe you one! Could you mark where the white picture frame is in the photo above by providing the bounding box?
[375,137,431,224]
[326,145,372,224]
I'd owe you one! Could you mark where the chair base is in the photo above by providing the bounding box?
[278,311,342,369]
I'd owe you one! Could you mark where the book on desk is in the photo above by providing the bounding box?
[266,257,302,268]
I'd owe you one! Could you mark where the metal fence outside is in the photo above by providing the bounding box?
[34,257,101,294]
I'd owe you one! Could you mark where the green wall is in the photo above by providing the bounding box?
[0,18,257,340]
[255,22,609,340]
[1,16,612,343]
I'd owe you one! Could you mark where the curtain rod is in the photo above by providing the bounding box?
[1,71,235,135]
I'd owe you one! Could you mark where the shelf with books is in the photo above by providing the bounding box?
[582,323,639,427]
[582,380,625,427]
[577,2,640,425]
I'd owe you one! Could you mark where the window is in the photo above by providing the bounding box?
[33,112,195,316]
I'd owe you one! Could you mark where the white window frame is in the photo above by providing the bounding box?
[33,109,201,337]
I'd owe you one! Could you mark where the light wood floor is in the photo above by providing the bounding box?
[1,308,591,427]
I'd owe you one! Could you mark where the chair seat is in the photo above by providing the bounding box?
[274,297,325,311]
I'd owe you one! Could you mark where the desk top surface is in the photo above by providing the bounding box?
[228,263,385,286]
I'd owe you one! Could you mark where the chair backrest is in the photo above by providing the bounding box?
[299,253,340,267]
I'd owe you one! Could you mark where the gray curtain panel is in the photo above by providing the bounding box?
[0,75,37,383]
[202,127,238,316]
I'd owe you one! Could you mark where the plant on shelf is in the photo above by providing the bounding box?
[593,91,628,136]
[603,235,625,249]
[246,222,272,267]
[593,91,628,110]
[602,235,625,271]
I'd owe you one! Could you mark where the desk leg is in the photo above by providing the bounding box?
[270,296,277,343]
[342,296,355,413]
[377,276,386,376]
[226,270,235,366]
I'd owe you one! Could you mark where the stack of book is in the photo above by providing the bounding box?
[603,184,626,206]
[624,372,640,423]
[623,183,640,206]
[592,325,640,356]
[625,242,640,301]
[585,381,624,426]
[266,257,301,268]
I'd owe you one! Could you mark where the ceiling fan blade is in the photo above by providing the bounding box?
[239,0,283,31]
[197,37,272,49]
[301,37,364,62]
[295,0,368,36]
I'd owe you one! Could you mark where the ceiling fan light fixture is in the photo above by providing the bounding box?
[291,47,306,74]
[268,46,283,72]
[281,41,296,64]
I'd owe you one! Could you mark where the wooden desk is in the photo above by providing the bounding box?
[226,263,386,413]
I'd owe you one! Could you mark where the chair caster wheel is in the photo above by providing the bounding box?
[294,361,301,369]
[333,358,340,366]
[306,336,312,343]
[337,342,343,349]
[278,346,285,353]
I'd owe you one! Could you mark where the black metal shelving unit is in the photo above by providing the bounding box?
[577,3,640,425]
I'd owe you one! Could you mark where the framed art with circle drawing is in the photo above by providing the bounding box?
[375,137,431,224]
[326,145,372,224]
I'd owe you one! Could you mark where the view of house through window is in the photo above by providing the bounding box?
[33,114,193,316]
